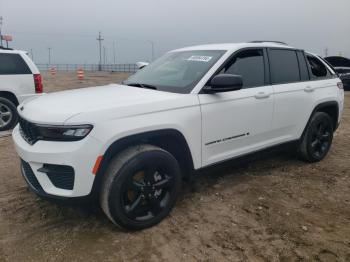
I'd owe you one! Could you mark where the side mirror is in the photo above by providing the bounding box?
[136,62,149,70]
[204,74,243,93]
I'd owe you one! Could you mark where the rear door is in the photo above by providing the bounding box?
[199,48,274,166]
[268,48,314,142]
[0,52,34,103]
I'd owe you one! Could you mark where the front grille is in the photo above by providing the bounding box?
[21,160,44,193]
[19,117,39,145]
[38,164,75,190]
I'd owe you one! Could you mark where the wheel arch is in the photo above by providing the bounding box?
[91,129,195,196]
[0,91,19,106]
[301,101,339,140]
[313,101,339,131]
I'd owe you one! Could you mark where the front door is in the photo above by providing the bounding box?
[199,48,274,166]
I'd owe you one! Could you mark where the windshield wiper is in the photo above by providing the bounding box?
[125,82,158,90]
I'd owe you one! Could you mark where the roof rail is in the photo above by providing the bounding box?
[249,40,288,45]
[0,46,13,50]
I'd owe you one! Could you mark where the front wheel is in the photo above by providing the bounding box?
[298,112,334,162]
[100,145,181,230]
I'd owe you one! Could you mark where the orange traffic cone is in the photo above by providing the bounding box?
[77,68,84,80]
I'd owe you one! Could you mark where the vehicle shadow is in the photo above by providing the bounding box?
[30,143,301,232]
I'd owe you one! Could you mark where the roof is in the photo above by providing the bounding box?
[172,41,296,52]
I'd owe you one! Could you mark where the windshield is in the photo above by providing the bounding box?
[124,50,226,93]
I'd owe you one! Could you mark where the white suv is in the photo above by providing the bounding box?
[12,42,344,229]
[0,47,43,131]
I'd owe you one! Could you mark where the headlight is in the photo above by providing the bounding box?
[36,125,93,142]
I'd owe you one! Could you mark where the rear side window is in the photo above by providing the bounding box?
[306,55,329,78]
[269,49,300,84]
[0,53,32,75]
[221,49,265,88]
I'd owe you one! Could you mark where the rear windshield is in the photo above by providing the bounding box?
[0,53,32,75]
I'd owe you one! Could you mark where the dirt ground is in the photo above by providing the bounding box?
[0,72,349,262]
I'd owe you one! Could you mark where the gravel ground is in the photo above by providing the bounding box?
[0,72,349,261]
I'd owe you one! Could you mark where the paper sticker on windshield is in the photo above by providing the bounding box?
[187,56,212,62]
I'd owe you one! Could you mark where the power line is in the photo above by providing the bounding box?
[103,46,107,65]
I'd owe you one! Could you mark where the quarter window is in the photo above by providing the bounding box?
[269,49,300,84]
[306,55,329,78]
[0,53,31,75]
[221,49,265,88]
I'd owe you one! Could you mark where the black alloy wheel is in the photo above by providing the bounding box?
[100,145,181,230]
[298,112,334,162]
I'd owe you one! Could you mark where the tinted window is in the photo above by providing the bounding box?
[324,56,350,68]
[297,51,309,81]
[124,50,225,94]
[306,55,328,78]
[222,49,265,88]
[269,49,300,84]
[0,53,31,75]
[335,68,350,74]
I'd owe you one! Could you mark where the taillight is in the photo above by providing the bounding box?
[337,82,343,89]
[33,74,43,93]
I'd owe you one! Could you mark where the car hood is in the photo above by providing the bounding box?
[19,84,195,125]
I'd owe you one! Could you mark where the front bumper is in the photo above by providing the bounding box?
[13,126,102,198]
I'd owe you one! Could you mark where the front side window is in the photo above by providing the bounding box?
[306,55,329,78]
[124,50,226,94]
[269,49,300,84]
[220,49,265,88]
[0,53,31,75]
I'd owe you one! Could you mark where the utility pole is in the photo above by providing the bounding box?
[0,16,3,47]
[324,48,328,57]
[30,49,34,61]
[48,47,52,65]
[113,41,116,65]
[96,31,104,71]
[103,46,106,65]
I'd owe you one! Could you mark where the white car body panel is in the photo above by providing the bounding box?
[12,42,345,198]
[0,50,41,104]
[199,85,274,166]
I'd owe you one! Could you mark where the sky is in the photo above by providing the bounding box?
[0,0,349,64]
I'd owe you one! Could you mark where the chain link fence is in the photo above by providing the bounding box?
[37,64,138,73]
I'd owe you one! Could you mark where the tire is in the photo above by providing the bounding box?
[0,97,18,131]
[100,144,182,230]
[298,112,334,162]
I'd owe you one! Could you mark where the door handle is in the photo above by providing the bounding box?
[304,86,315,92]
[254,92,270,99]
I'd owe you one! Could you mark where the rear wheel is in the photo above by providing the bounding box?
[298,112,333,162]
[100,144,181,230]
[0,97,18,131]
